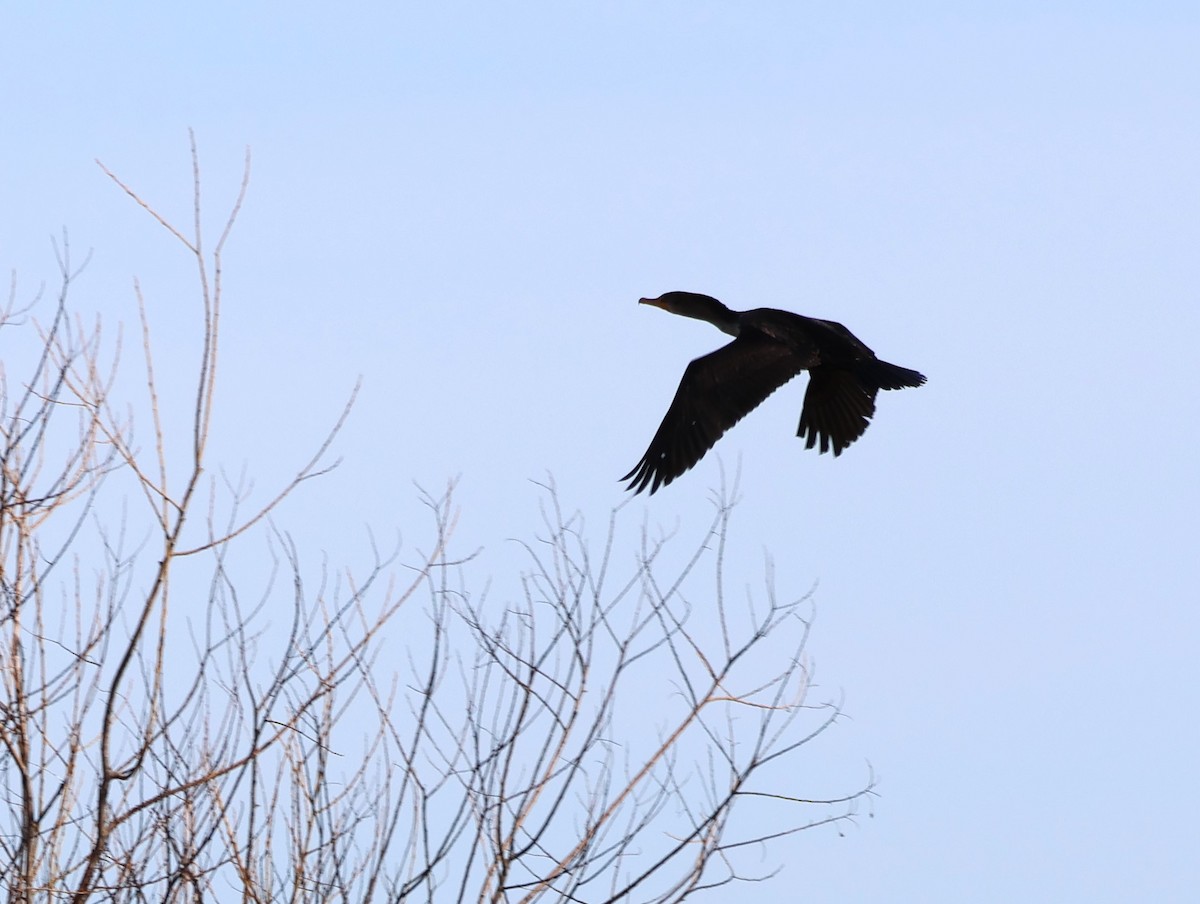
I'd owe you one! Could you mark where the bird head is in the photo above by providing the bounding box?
[638,292,738,335]
[639,291,723,313]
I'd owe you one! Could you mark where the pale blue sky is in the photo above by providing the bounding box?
[3,3,1197,901]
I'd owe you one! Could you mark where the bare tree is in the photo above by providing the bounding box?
[0,138,873,903]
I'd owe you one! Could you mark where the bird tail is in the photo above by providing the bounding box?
[862,359,926,391]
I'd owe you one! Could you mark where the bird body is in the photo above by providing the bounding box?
[622,291,926,495]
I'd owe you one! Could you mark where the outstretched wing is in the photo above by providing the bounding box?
[623,335,807,495]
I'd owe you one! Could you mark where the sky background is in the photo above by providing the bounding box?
[3,2,1198,901]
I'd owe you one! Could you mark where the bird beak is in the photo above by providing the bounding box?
[639,296,664,309]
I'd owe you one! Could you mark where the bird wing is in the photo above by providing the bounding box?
[623,335,807,495]
[796,368,878,456]
[794,318,925,454]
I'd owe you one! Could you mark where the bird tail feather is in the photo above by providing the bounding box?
[863,359,926,391]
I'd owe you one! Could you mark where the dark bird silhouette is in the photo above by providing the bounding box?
[622,291,926,495]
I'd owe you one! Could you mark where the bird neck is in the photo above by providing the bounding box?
[713,314,741,337]
[690,297,741,337]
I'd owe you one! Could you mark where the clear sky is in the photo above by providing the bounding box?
[2,2,1197,901]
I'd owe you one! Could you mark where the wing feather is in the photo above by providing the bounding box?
[797,369,877,456]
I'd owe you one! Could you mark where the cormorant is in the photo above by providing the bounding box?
[622,291,926,495]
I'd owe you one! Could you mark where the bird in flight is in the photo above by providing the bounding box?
[622,291,926,495]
